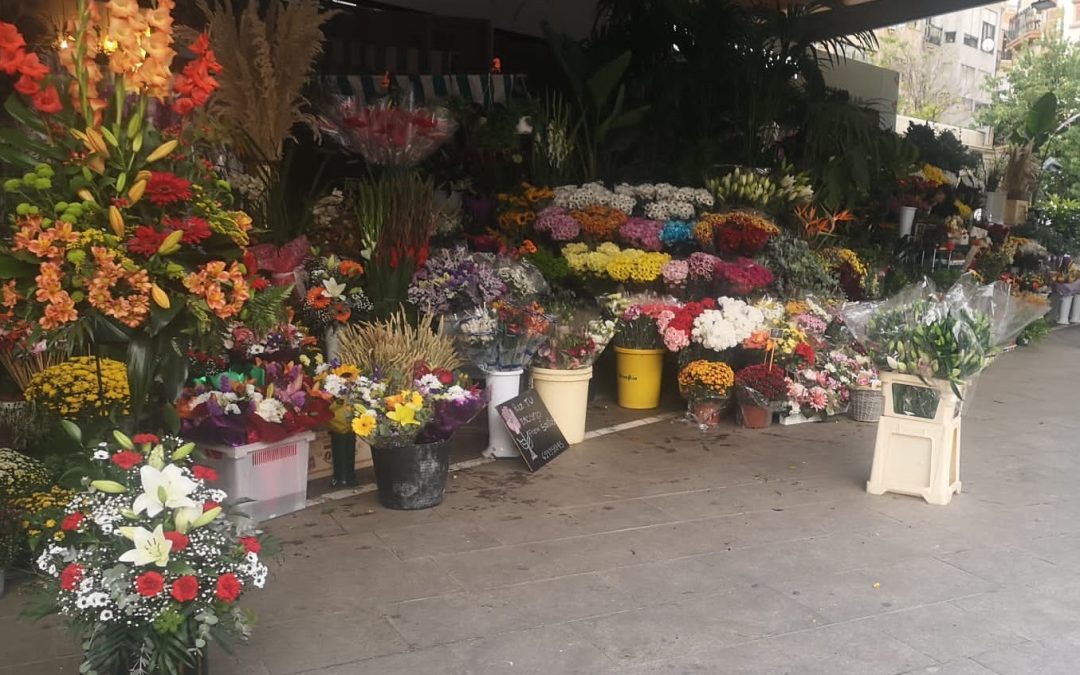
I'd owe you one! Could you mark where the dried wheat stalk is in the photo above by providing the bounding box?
[336,310,461,383]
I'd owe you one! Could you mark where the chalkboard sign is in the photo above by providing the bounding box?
[495,389,570,472]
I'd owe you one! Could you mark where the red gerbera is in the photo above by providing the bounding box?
[171,575,199,602]
[61,513,85,531]
[111,450,144,470]
[145,172,193,206]
[215,573,242,603]
[127,226,168,256]
[132,433,159,444]
[239,536,261,554]
[192,465,218,482]
[162,531,189,551]
[165,216,212,244]
[60,563,84,591]
[135,571,165,597]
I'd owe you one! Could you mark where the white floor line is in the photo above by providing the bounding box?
[305,411,678,507]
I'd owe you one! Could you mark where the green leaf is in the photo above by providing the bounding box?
[0,127,64,161]
[127,334,154,427]
[60,419,83,444]
[147,300,184,337]
[1026,92,1058,141]
[604,105,650,133]
[586,50,632,110]
[0,252,38,279]
[3,94,46,134]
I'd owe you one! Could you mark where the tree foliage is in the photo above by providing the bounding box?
[871,33,957,122]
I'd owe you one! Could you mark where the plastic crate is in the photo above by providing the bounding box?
[201,431,315,523]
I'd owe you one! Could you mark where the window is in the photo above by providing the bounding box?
[945,31,957,43]
[963,33,979,48]
[982,21,996,41]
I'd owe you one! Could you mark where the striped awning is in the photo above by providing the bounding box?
[323,74,523,107]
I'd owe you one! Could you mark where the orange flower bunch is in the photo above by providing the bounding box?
[0,22,60,113]
[498,209,536,230]
[87,247,152,328]
[794,204,854,237]
[34,262,78,330]
[101,0,176,98]
[517,239,538,256]
[742,330,776,351]
[338,260,364,277]
[522,183,554,204]
[183,261,250,320]
[571,205,627,241]
[12,215,79,262]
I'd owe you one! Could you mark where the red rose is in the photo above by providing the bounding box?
[135,571,165,597]
[60,513,85,531]
[239,536,261,554]
[192,465,218,482]
[30,85,62,114]
[162,531,189,551]
[60,563,84,591]
[132,433,160,444]
[214,573,242,603]
[170,575,199,602]
[203,500,220,512]
[111,450,143,470]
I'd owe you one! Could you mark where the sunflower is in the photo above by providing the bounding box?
[333,364,360,380]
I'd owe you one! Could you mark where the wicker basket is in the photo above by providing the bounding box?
[850,389,884,423]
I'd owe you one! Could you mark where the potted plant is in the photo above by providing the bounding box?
[531,316,616,444]
[23,427,272,675]
[677,360,735,426]
[347,363,484,510]
[733,363,788,428]
[0,448,51,596]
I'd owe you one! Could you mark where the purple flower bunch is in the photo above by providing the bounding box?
[619,217,663,251]
[661,259,689,287]
[687,252,720,282]
[408,247,507,314]
[535,205,581,242]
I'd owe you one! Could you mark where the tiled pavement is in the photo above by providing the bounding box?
[4,329,1080,674]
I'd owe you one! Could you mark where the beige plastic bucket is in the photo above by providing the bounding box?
[531,366,593,444]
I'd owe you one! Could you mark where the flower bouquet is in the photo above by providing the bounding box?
[535,318,616,370]
[689,298,766,356]
[178,361,332,446]
[734,363,788,428]
[0,7,265,422]
[223,323,313,365]
[25,427,271,675]
[714,258,775,297]
[704,211,780,257]
[328,96,456,167]
[408,247,506,314]
[300,255,373,331]
[452,301,552,373]
[678,360,735,426]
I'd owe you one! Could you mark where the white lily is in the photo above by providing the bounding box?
[322,277,347,300]
[131,464,197,518]
[173,506,204,534]
[118,524,172,567]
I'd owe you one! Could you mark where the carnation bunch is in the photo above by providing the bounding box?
[657,299,717,352]
[714,258,775,296]
[705,211,780,257]
[734,363,789,405]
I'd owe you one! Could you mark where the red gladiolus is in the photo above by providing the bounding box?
[135,571,165,597]
[162,531,189,551]
[111,450,144,470]
[61,513,85,531]
[60,563,84,591]
[239,536,261,554]
[30,85,62,114]
[0,22,26,75]
[17,51,48,80]
[145,172,193,206]
[192,465,218,482]
[132,433,160,444]
[215,573,242,603]
[171,575,199,602]
[14,73,39,96]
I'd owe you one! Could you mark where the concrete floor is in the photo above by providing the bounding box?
[4,328,1080,674]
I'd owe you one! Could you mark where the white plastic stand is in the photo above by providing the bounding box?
[898,206,917,238]
[484,368,523,459]
[1070,295,1080,324]
[867,373,963,506]
[1058,295,1074,325]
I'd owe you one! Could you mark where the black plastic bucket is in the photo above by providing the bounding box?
[370,439,451,510]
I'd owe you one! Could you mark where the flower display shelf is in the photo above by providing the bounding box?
[201,431,316,523]
[866,372,964,506]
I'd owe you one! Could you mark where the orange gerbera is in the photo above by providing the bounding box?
[305,287,331,310]
[332,303,352,323]
[338,260,364,278]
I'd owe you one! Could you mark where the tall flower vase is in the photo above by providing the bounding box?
[898,206,917,239]
[329,431,358,487]
[614,347,664,410]
[1057,295,1074,325]
[484,369,523,458]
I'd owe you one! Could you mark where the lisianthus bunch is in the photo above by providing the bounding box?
[657,299,718,352]
[690,297,766,353]
[572,205,628,242]
[24,356,130,420]
[28,427,270,675]
[734,363,789,406]
[619,217,664,251]
[535,206,582,242]
[301,255,372,330]
[224,323,312,364]
[553,182,636,212]
[706,211,780,257]
[331,97,456,166]
[0,8,268,421]
[178,362,332,445]
[714,258,774,296]
[535,318,616,370]
[407,247,506,314]
[659,220,696,249]
[452,301,552,372]
[678,360,735,401]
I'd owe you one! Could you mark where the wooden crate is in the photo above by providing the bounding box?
[307,430,374,480]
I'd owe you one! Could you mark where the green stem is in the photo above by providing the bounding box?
[72,0,93,125]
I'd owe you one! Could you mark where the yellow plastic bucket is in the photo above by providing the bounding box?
[531,366,593,444]
[614,347,664,410]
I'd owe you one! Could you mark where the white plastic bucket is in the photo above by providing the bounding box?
[531,366,593,444]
